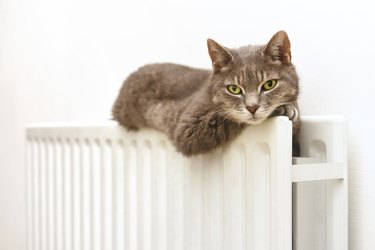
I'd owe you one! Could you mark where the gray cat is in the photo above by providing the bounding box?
[112,31,300,156]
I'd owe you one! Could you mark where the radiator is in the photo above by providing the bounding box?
[25,116,347,250]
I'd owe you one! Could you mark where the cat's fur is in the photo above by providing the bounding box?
[112,31,300,156]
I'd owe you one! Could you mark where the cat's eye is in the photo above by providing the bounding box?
[227,85,242,95]
[262,79,278,91]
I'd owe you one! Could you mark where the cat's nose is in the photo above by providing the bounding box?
[246,105,260,115]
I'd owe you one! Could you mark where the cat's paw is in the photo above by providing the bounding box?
[273,104,299,121]
[284,104,299,121]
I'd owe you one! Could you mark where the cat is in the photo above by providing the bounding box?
[112,31,300,156]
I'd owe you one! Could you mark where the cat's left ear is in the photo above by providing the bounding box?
[207,38,234,73]
[264,31,292,64]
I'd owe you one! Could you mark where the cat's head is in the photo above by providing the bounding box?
[207,30,299,125]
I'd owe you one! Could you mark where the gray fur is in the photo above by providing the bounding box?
[112,31,300,156]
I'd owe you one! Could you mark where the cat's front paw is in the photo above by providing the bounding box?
[273,104,299,122]
[284,104,299,121]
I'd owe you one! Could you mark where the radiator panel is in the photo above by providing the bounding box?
[26,118,293,250]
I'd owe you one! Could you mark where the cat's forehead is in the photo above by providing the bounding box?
[230,65,279,85]
[236,45,264,61]
[222,45,283,84]
[230,69,279,86]
[235,45,272,71]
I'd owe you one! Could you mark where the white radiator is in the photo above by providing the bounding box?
[25,116,347,250]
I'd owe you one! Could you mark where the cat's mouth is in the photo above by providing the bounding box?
[239,113,267,125]
[228,109,268,125]
[245,116,266,125]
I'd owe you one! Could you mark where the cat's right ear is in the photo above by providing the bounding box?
[207,39,234,73]
[264,31,292,65]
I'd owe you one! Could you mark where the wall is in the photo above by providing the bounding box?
[0,0,374,249]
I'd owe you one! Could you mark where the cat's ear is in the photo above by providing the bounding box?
[264,31,291,64]
[207,38,234,73]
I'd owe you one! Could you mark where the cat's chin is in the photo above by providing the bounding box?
[243,117,266,125]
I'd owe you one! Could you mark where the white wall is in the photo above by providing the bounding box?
[1,0,374,249]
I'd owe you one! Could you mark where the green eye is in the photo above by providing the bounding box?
[262,79,278,91]
[227,85,242,95]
